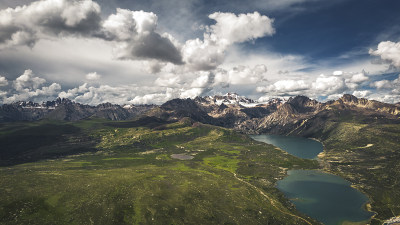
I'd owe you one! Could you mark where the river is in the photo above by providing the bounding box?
[250,134,374,225]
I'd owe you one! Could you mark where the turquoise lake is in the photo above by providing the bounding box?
[250,134,323,159]
[250,134,374,225]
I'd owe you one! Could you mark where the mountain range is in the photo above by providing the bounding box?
[2,93,399,136]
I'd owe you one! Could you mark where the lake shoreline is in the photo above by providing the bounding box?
[251,134,375,225]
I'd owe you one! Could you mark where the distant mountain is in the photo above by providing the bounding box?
[198,92,258,107]
[1,94,399,136]
[148,94,400,135]
[0,98,155,122]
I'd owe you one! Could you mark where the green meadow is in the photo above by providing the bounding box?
[0,118,319,225]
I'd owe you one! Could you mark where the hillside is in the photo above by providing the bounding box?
[0,118,319,225]
[1,93,399,224]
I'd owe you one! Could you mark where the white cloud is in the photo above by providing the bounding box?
[366,93,400,104]
[371,79,392,89]
[0,2,398,105]
[257,79,309,93]
[2,70,61,103]
[215,64,268,86]
[370,75,400,91]
[0,0,101,48]
[102,8,140,42]
[348,71,368,83]
[326,93,344,101]
[180,87,205,99]
[0,75,8,86]
[370,41,400,68]
[343,71,369,89]
[13,69,46,91]
[182,12,275,71]
[312,75,345,95]
[85,72,101,80]
[333,71,343,76]
[207,11,275,45]
[190,72,211,88]
[0,1,183,65]
[352,90,371,98]
[254,70,372,99]
[154,73,182,87]
[102,8,183,64]
[182,38,225,71]
[142,60,166,74]
[4,83,61,103]
[58,83,89,99]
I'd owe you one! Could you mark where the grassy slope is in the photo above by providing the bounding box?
[310,111,400,224]
[0,118,319,225]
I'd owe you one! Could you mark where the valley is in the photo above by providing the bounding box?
[0,118,319,224]
[0,93,399,224]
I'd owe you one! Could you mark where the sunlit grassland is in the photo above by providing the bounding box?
[0,118,319,225]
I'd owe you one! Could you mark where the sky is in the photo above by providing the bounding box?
[0,0,399,105]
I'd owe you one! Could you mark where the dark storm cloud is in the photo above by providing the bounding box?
[128,33,183,64]
[38,10,102,36]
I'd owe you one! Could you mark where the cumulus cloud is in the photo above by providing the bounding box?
[333,71,343,76]
[142,60,166,74]
[182,12,275,71]
[154,73,182,87]
[0,2,275,72]
[13,69,46,91]
[208,11,275,44]
[370,75,400,90]
[352,90,371,98]
[312,75,346,95]
[0,0,101,48]
[0,1,183,65]
[1,70,61,103]
[190,72,212,88]
[344,71,369,89]
[4,83,61,103]
[362,92,400,104]
[85,72,101,80]
[102,9,183,64]
[369,41,400,68]
[214,64,268,86]
[255,70,373,99]
[58,83,89,99]
[348,72,368,83]
[66,84,206,105]
[180,87,206,99]
[371,80,392,89]
[1,68,399,105]
[257,79,309,94]
[0,75,8,86]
